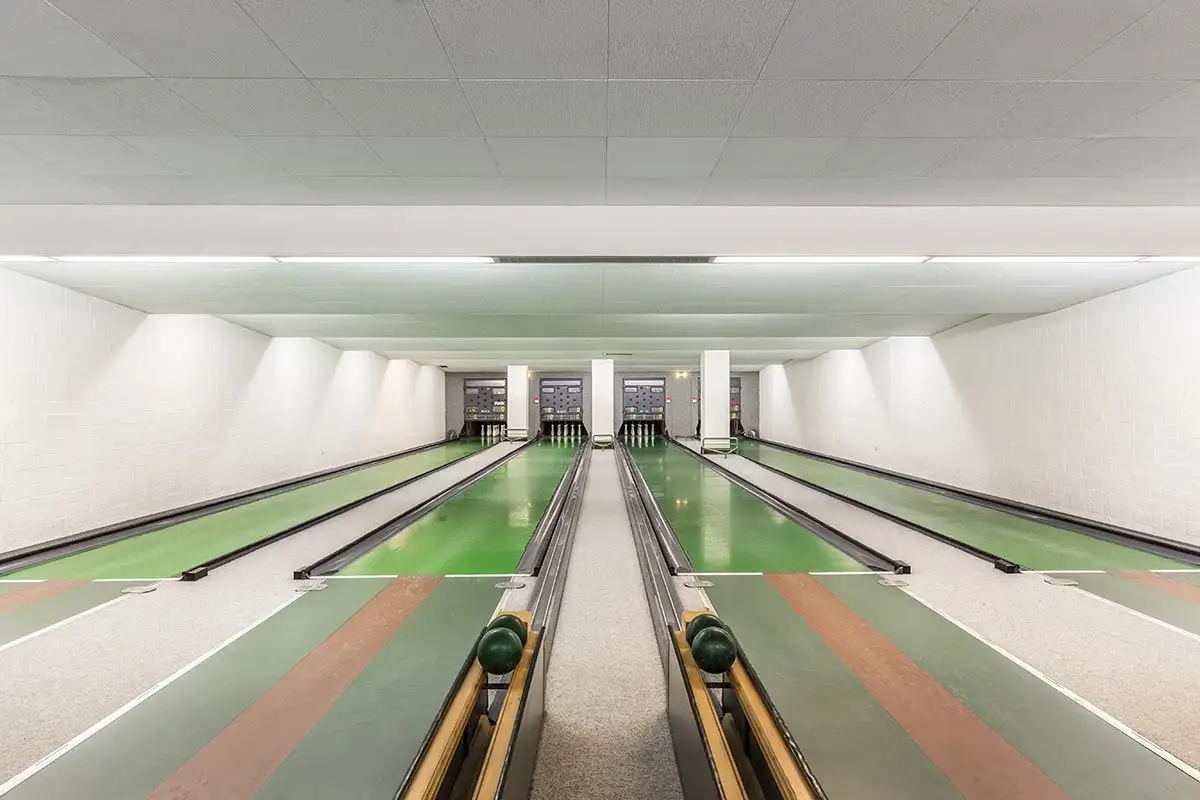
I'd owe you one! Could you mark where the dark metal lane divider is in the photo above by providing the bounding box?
[736,444,1021,573]
[617,441,827,800]
[180,442,502,581]
[665,437,910,575]
[0,436,464,577]
[395,442,592,800]
[748,435,1200,567]
[294,438,540,580]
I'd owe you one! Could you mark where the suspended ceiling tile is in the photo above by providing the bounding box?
[606,138,727,178]
[0,134,178,175]
[609,0,792,79]
[462,80,606,137]
[922,137,1080,177]
[243,136,391,177]
[604,179,706,205]
[710,137,845,178]
[165,79,353,136]
[314,80,482,137]
[0,1,145,77]
[608,80,753,137]
[1107,84,1200,137]
[1032,137,1194,178]
[733,80,899,137]
[913,0,1161,79]
[118,135,290,176]
[1065,0,1200,80]
[237,0,453,79]
[857,80,1039,137]
[818,138,967,177]
[365,137,499,177]
[49,0,302,78]
[763,0,974,79]
[23,78,226,135]
[487,137,607,178]
[986,81,1193,138]
[426,0,607,79]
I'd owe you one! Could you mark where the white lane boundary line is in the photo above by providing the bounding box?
[0,595,131,656]
[92,578,177,583]
[1069,588,1200,646]
[809,570,882,576]
[0,579,46,584]
[1151,569,1200,573]
[322,574,399,580]
[1027,569,1107,574]
[678,572,764,577]
[0,592,303,797]
[898,587,1200,784]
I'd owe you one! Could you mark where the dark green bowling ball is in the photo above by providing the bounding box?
[487,613,528,645]
[685,613,726,645]
[477,628,523,674]
[691,627,738,674]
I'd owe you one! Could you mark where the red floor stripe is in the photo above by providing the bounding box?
[767,573,1068,800]
[0,580,84,613]
[1113,570,1200,604]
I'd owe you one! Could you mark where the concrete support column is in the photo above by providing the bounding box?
[590,359,615,439]
[506,365,530,438]
[700,350,730,442]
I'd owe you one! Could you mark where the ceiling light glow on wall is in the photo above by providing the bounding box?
[0,255,53,262]
[712,256,929,264]
[927,256,1141,263]
[276,256,495,264]
[57,256,278,263]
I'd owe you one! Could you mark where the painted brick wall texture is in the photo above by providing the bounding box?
[760,266,1200,546]
[0,268,446,552]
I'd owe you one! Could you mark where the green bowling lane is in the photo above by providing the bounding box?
[627,441,863,573]
[2,577,500,800]
[5,441,485,581]
[339,439,578,576]
[740,441,1185,572]
[708,574,1198,799]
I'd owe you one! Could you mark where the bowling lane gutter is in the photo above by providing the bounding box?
[0,436,466,577]
[513,439,589,578]
[294,438,540,579]
[737,443,1023,574]
[178,442,501,581]
[665,437,909,575]
[749,435,1200,567]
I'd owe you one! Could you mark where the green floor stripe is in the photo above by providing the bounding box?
[6,442,484,581]
[1069,574,1200,637]
[822,576,1200,799]
[0,582,128,647]
[740,442,1184,571]
[628,442,864,573]
[341,441,577,576]
[706,576,963,799]
[3,580,392,800]
[256,578,500,799]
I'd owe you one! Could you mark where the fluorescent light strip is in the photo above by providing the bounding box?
[928,256,1141,263]
[712,256,928,264]
[1140,256,1200,262]
[0,255,53,262]
[276,256,494,264]
[56,256,278,263]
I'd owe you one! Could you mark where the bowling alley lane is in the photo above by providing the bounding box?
[706,573,1198,799]
[337,438,578,576]
[627,440,866,573]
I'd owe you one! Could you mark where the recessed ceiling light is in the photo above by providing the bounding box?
[0,255,53,262]
[928,256,1141,263]
[56,255,278,263]
[712,256,928,264]
[275,256,495,264]
[1140,256,1200,262]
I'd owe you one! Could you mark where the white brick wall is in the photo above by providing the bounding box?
[761,266,1200,545]
[0,268,446,552]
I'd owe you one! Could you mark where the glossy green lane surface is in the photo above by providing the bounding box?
[0,582,129,647]
[706,575,961,799]
[627,441,863,573]
[341,440,578,576]
[7,441,484,580]
[1067,573,1200,637]
[740,441,1184,571]
[2,579,395,799]
[256,578,500,798]
[823,574,1200,798]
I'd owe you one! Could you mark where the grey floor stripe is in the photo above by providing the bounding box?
[531,451,683,800]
